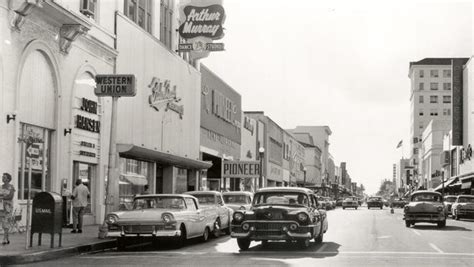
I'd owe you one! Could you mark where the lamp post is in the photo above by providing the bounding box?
[259,147,265,188]
[303,167,307,187]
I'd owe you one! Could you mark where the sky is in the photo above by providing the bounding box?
[201,0,473,195]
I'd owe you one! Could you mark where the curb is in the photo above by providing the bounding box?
[0,240,116,265]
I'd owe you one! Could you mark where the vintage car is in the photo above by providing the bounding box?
[443,195,457,215]
[317,196,330,210]
[391,198,408,208]
[367,197,383,209]
[342,197,359,209]
[223,191,253,211]
[231,187,328,250]
[403,191,446,228]
[451,195,474,220]
[185,191,233,237]
[105,194,215,250]
[335,198,343,207]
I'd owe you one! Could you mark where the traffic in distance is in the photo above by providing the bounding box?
[103,187,474,251]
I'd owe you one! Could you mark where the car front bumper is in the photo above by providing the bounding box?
[404,213,445,222]
[231,221,315,240]
[107,229,181,237]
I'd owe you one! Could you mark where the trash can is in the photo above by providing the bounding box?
[31,192,63,248]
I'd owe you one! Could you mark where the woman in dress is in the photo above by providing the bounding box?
[1,172,15,245]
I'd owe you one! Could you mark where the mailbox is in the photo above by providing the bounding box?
[31,192,63,248]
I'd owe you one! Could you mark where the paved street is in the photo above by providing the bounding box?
[25,207,474,267]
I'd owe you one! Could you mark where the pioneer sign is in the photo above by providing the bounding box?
[178,5,226,40]
[95,74,136,97]
[222,161,261,179]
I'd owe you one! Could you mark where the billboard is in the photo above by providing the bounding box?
[222,161,261,179]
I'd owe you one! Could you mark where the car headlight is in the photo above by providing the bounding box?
[242,223,250,231]
[289,223,298,231]
[162,213,174,223]
[297,212,308,222]
[233,212,244,222]
[106,214,118,224]
[239,206,246,210]
[404,206,409,212]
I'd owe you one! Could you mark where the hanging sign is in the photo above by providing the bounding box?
[94,74,136,97]
[178,5,225,40]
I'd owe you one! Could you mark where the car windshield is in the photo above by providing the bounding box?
[445,197,457,203]
[458,197,474,203]
[411,193,442,202]
[189,194,215,205]
[132,197,185,210]
[253,192,309,207]
[344,198,354,201]
[223,195,250,204]
[369,197,381,201]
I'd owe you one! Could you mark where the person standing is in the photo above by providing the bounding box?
[0,173,15,245]
[71,179,89,233]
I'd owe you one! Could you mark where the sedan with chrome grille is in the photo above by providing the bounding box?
[451,195,474,220]
[403,191,446,228]
[105,194,214,250]
[230,187,328,250]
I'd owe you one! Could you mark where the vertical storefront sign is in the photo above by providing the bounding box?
[452,59,464,146]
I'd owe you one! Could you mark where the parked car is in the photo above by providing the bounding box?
[342,197,359,209]
[391,198,408,208]
[185,191,233,237]
[318,196,330,210]
[326,198,336,210]
[451,195,474,220]
[223,191,253,211]
[403,191,446,228]
[367,197,383,209]
[382,199,390,207]
[443,195,457,216]
[105,194,215,250]
[336,198,343,207]
[231,187,328,250]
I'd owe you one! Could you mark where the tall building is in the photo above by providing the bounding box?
[408,58,469,186]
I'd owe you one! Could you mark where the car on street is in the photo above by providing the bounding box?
[391,198,408,208]
[318,196,330,210]
[230,187,328,250]
[451,195,474,220]
[185,191,233,237]
[105,194,215,250]
[367,197,383,209]
[223,191,253,211]
[403,191,446,228]
[342,197,359,209]
[336,198,343,207]
[443,195,457,216]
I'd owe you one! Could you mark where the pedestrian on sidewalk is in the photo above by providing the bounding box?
[70,179,89,234]
[0,172,15,245]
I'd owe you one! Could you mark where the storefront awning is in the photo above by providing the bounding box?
[433,177,458,192]
[117,144,212,170]
[461,181,472,190]
[120,174,148,186]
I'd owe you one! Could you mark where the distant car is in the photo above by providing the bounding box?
[403,191,446,228]
[336,198,343,207]
[392,198,408,208]
[185,191,233,237]
[342,197,358,210]
[223,191,253,211]
[443,195,457,215]
[451,195,474,220]
[105,194,215,250]
[231,187,328,250]
[382,199,390,207]
[318,196,330,210]
[367,197,383,209]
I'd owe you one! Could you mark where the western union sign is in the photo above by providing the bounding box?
[222,161,261,179]
[95,74,136,97]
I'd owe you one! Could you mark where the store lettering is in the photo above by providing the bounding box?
[76,115,100,133]
[80,141,96,149]
[80,150,96,158]
[179,5,226,39]
[81,98,97,114]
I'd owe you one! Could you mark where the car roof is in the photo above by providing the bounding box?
[411,190,442,196]
[222,191,253,196]
[185,191,222,196]
[134,194,196,199]
[256,187,314,194]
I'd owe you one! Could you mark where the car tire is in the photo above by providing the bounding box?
[237,238,251,250]
[405,221,411,228]
[213,218,221,238]
[201,227,210,242]
[297,239,311,249]
[116,237,126,251]
[315,232,324,244]
[437,220,446,228]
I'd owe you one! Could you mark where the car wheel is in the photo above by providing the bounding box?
[405,221,411,228]
[315,232,324,244]
[237,238,251,250]
[297,239,311,249]
[380,206,383,210]
[213,218,221,238]
[437,220,446,228]
[201,227,210,242]
[355,207,358,210]
[116,237,126,251]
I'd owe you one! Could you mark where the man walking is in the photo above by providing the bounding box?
[71,179,89,233]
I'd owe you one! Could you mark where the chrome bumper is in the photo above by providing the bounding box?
[404,214,445,222]
[108,230,181,237]
[231,230,311,240]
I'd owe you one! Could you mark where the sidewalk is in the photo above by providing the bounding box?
[0,225,116,265]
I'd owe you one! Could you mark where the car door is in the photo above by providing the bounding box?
[312,194,326,233]
[216,194,230,227]
[184,197,203,237]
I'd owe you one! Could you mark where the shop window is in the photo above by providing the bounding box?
[119,158,152,210]
[17,124,51,200]
[72,162,95,214]
[124,0,153,33]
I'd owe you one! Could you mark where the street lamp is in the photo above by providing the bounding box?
[303,167,307,187]
[259,147,265,188]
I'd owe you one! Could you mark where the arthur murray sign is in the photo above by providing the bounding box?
[178,5,226,40]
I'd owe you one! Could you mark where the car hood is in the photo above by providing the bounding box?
[456,203,474,209]
[251,205,308,219]
[406,202,444,212]
[111,209,184,223]
[227,203,251,211]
